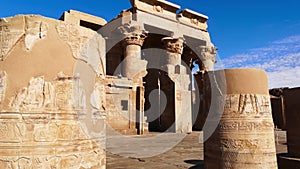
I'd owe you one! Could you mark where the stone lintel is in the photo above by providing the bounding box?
[179,9,208,23]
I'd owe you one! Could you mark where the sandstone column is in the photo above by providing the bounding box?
[119,24,148,134]
[197,46,218,71]
[160,37,192,133]
[204,68,277,169]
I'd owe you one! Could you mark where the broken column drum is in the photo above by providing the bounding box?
[204,69,278,169]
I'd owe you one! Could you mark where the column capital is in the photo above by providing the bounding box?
[118,23,148,46]
[196,46,218,63]
[162,37,184,55]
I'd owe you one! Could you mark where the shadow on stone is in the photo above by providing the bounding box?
[184,160,204,169]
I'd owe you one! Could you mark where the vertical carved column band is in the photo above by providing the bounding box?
[204,69,278,169]
[196,46,217,71]
[119,24,148,79]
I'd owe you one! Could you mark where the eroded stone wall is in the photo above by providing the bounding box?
[0,14,106,169]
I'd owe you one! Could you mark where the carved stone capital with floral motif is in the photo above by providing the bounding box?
[196,46,218,63]
[118,23,148,46]
[161,37,184,55]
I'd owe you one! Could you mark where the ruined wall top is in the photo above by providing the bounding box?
[60,10,107,30]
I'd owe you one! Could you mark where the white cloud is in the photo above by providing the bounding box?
[219,35,300,89]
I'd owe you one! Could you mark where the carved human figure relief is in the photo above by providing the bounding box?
[8,72,87,112]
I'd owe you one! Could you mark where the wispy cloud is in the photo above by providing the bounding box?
[218,35,300,88]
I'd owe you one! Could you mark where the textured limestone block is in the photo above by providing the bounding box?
[204,69,278,169]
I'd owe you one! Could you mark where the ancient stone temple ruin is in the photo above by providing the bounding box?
[0,0,283,168]
[0,0,217,168]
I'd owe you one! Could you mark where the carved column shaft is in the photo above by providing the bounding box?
[204,69,278,169]
[160,37,192,133]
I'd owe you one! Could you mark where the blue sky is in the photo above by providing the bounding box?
[1,0,300,88]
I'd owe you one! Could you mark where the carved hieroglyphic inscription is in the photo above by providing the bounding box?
[0,21,25,60]
[206,138,275,151]
[0,122,22,142]
[219,121,274,132]
[56,22,105,75]
[0,71,7,103]
[205,93,277,169]
[34,124,58,142]
[57,22,85,58]
[224,94,272,117]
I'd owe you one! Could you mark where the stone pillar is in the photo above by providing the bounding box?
[118,24,148,134]
[161,37,186,74]
[121,25,148,79]
[160,37,192,133]
[196,46,218,71]
[204,68,277,169]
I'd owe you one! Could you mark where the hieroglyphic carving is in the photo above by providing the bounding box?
[0,123,21,142]
[34,124,58,142]
[206,138,275,151]
[56,22,82,57]
[25,19,48,50]
[219,121,274,131]
[59,155,81,169]
[57,124,78,140]
[56,22,105,75]
[43,82,55,109]
[0,20,25,60]
[54,75,74,110]
[55,72,86,111]
[0,71,7,103]
[224,94,272,117]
